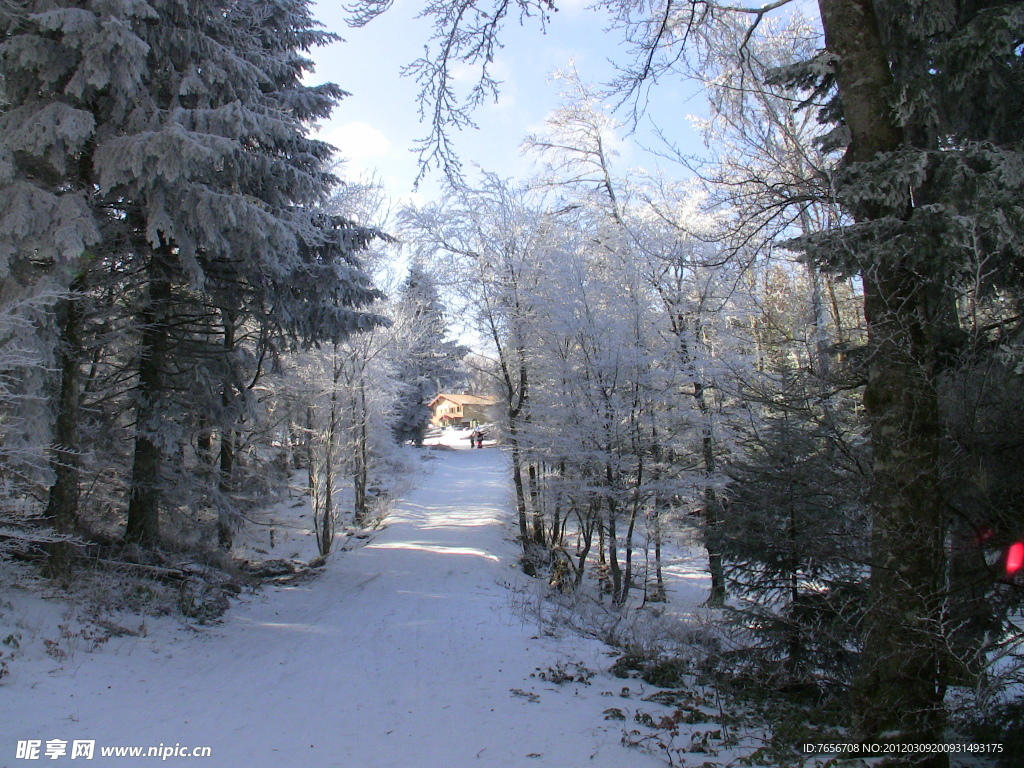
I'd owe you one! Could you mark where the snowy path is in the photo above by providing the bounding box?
[4,445,660,768]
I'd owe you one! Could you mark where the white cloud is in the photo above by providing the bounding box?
[450,61,480,84]
[325,121,393,164]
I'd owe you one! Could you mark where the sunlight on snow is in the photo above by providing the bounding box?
[369,541,500,562]
[234,618,331,634]
[394,504,500,528]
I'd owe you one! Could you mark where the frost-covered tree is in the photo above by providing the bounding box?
[403,175,545,565]
[353,3,1024,748]
[390,262,466,446]
[0,0,384,554]
[0,0,138,555]
[770,2,1024,749]
[107,0,384,548]
[0,290,64,552]
[526,214,675,603]
[291,319,401,554]
[524,77,743,605]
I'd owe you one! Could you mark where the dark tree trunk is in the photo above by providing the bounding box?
[125,254,173,546]
[574,500,598,589]
[854,259,947,751]
[217,311,237,550]
[651,499,666,602]
[550,460,566,546]
[667,304,727,607]
[508,421,531,567]
[528,462,545,545]
[44,278,86,575]
[818,0,947,756]
[197,416,213,468]
[606,496,622,603]
[353,376,369,526]
[217,428,235,549]
[696,381,726,607]
[621,492,640,606]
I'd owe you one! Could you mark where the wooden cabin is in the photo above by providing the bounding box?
[428,393,499,428]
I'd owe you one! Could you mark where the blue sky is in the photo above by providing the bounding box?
[307,0,708,203]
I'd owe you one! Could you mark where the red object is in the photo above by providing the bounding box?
[1007,542,1024,576]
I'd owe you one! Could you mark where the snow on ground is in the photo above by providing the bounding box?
[2,432,666,768]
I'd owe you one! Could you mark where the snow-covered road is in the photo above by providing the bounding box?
[4,444,660,768]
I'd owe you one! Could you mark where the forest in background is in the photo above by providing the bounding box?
[2,1,1023,765]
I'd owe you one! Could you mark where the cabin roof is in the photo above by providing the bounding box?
[428,393,499,407]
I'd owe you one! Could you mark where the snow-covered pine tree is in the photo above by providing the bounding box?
[1,0,384,551]
[719,271,869,689]
[0,289,66,551]
[0,0,123,283]
[777,0,1024,751]
[391,262,466,446]
[114,0,385,548]
[0,0,149,555]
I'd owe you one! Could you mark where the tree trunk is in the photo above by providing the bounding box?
[620,489,640,607]
[550,460,566,546]
[651,496,666,602]
[217,428,235,549]
[853,259,947,752]
[528,462,545,545]
[696,381,726,606]
[574,500,598,589]
[197,415,213,468]
[817,0,947,756]
[125,254,173,546]
[668,306,727,607]
[44,279,86,575]
[306,404,320,544]
[606,497,622,603]
[508,421,532,570]
[217,310,237,550]
[317,360,340,556]
[353,376,369,526]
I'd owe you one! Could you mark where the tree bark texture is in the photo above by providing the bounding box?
[818,0,948,757]
[353,377,369,526]
[125,256,173,546]
[44,279,86,574]
[217,310,237,550]
[509,428,531,564]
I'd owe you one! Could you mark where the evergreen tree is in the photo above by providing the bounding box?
[119,0,384,547]
[391,262,465,446]
[722,363,869,689]
[1,0,385,551]
[783,0,1024,749]
[0,0,150,552]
